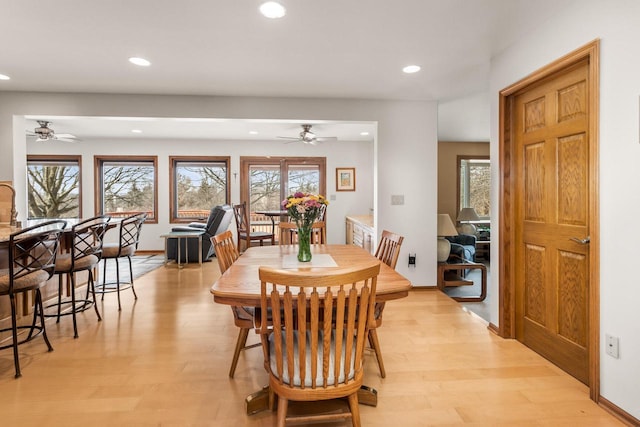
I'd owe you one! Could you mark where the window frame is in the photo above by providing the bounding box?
[169,155,231,223]
[94,155,158,224]
[239,156,327,210]
[456,155,490,221]
[240,156,327,208]
[26,154,83,219]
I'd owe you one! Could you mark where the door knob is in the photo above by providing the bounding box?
[570,236,590,245]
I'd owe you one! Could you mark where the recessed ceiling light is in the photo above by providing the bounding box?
[402,65,421,74]
[360,132,369,136]
[131,129,142,133]
[0,73,10,80]
[249,131,259,135]
[129,57,151,67]
[260,1,286,18]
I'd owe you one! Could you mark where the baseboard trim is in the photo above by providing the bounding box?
[598,396,639,426]
[135,250,164,256]
[487,322,500,335]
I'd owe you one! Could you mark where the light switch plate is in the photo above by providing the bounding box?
[391,195,404,205]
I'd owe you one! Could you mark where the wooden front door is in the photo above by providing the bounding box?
[513,59,591,384]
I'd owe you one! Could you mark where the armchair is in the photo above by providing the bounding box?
[166,205,233,263]
[445,233,476,264]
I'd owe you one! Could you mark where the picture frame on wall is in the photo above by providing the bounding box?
[336,167,356,191]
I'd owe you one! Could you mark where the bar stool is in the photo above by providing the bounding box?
[98,213,147,310]
[0,220,66,378]
[46,215,110,338]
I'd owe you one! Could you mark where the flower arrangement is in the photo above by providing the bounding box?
[281,192,329,226]
[282,192,329,261]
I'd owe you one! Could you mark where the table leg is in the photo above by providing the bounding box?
[198,235,202,266]
[163,238,168,266]
[177,237,184,269]
[246,385,271,415]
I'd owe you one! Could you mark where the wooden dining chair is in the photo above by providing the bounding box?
[278,221,326,245]
[211,230,261,378]
[232,202,275,252]
[257,261,380,427]
[0,220,66,378]
[369,230,404,378]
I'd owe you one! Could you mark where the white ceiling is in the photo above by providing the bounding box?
[4,0,571,140]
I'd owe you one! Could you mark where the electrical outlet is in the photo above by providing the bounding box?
[606,334,619,358]
[408,253,416,266]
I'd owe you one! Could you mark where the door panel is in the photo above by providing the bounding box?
[514,60,590,384]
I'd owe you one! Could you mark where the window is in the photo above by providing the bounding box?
[457,156,490,220]
[27,155,82,219]
[95,156,157,222]
[169,156,230,222]
[240,157,326,213]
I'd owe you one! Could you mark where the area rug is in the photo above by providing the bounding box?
[100,254,165,282]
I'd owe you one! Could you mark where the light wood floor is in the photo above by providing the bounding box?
[0,259,623,426]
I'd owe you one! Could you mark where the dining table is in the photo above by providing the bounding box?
[210,243,412,415]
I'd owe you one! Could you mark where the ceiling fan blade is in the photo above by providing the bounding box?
[315,137,338,142]
[53,136,80,143]
[277,136,300,140]
[55,133,78,139]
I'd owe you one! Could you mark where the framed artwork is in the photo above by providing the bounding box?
[336,167,356,191]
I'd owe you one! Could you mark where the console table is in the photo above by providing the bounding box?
[437,262,487,302]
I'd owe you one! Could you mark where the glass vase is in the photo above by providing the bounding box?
[296,223,312,262]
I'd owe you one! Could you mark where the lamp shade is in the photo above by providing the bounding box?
[457,207,480,222]
[437,214,458,237]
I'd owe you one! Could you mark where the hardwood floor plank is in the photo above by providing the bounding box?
[0,261,623,426]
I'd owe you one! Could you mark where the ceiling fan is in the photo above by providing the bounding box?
[26,120,79,142]
[277,124,337,145]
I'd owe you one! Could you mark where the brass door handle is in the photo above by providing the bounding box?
[570,236,590,245]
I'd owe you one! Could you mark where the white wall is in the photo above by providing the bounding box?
[437,92,490,141]
[0,93,438,286]
[490,0,640,417]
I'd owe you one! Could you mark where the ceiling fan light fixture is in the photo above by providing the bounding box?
[129,57,151,67]
[260,1,286,19]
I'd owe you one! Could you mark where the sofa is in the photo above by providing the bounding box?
[166,205,233,263]
[445,234,477,264]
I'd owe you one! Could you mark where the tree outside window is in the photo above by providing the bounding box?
[170,156,230,222]
[96,156,157,222]
[241,157,326,213]
[27,156,81,219]
[458,156,490,219]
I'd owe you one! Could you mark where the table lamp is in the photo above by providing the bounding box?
[437,214,458,262]
[457,207,480,235]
